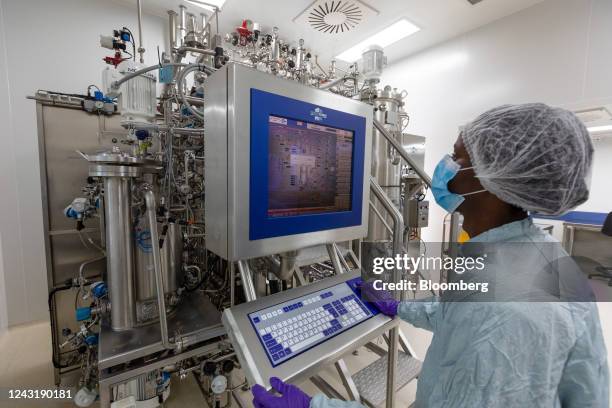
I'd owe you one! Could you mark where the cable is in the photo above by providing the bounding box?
[86,85,101,97]
[122,27,137,61]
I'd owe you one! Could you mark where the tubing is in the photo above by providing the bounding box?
[175,64,215,121]
[111,63,188,89]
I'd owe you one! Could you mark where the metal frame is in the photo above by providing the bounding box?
[98,340,221,406]
[204,63,373,261]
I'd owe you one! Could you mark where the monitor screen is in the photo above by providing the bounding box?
[267,115,354,218]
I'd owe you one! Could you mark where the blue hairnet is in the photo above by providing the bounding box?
[462,103,593,215]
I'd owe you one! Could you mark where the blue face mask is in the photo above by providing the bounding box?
[431,154,486,213]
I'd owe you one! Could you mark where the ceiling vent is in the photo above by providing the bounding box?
[293,0,379,34]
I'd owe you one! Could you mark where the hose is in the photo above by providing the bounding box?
[48,282,74,369]
[176,63,215,121]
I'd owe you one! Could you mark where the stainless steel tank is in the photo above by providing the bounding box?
[134,222,183,302]
[88,149,163,331]
[364,86,407,242]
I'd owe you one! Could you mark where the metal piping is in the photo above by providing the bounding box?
[136,0,145,63]
[168,11,178,50]
[178,5,187,47]
[319,76,347,90]
[176,46,216,56]
[111,62,188,89]
[373,119,432,187]
[144,188,177,351]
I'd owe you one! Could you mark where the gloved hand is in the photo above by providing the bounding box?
[252,377,311,408]
[360,281,399,317]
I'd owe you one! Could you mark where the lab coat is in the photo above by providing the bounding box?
[311,218,609,408]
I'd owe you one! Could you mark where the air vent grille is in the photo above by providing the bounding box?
[294,0,378,34]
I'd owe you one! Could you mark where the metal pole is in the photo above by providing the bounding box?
[136,0,145,63]
[369,177,402,408]
[144,189,176,350]
[230,262,235,306]
[326,243,343,274]
[373,119,431,187]
[237,260,257,302]
[168,10,178,50]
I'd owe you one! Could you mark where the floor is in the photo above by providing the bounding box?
[0,321,425,407]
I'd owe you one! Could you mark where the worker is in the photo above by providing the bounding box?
[251,103,609,407]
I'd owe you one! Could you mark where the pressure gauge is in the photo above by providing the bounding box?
[210,375,227,394]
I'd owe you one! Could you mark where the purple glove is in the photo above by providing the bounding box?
[360,281,399,317]
[252,377,311,408]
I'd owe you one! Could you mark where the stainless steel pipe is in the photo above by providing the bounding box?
[144,189,176,350]
[104,177,137,330]
[136,0,145,63]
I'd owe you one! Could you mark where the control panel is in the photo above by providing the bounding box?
[248,278,377,367]
[222,271,396,390]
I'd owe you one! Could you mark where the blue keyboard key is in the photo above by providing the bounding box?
[278,350,285,358]
[265,340,277,348]
[331,311,339,318]
[270,344,283,353]
[297,302,303,307]
[283,306,290,312]
[263,334,272,341]
[253,317,260,323]
[323,304,332,309]
[333,300,341,306]
[272,354,279,361]
[285,348,292,355]
[330,319,339,325]
[323,329,330,336]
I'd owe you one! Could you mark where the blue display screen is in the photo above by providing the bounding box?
[267,115,354,218]
[249,89,367,240]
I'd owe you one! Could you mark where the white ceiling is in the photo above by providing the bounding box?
[115,0,545,68]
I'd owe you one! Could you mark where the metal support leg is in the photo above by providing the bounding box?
[237,260,257,302]
[310,375,347,401]
[230,262,236,306]
[293,267,307,286]
[333,243,352,273]
[386,325,399,408]
[326,243,343,274]
[335,358,361,401]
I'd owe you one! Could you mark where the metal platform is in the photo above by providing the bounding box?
[98,291,225,369]
[353,352,422,407]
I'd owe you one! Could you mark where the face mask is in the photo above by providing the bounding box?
[431,154,486,213]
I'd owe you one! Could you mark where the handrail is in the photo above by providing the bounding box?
[373,119,432,187]
[369,177,404,257]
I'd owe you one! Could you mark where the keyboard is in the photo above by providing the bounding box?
[248,277,378,366]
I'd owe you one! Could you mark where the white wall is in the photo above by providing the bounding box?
[0,0,168,326]
[383,0,612,244]
[382,0,612,397]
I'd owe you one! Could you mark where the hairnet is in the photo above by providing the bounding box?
[461,103,593,215]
